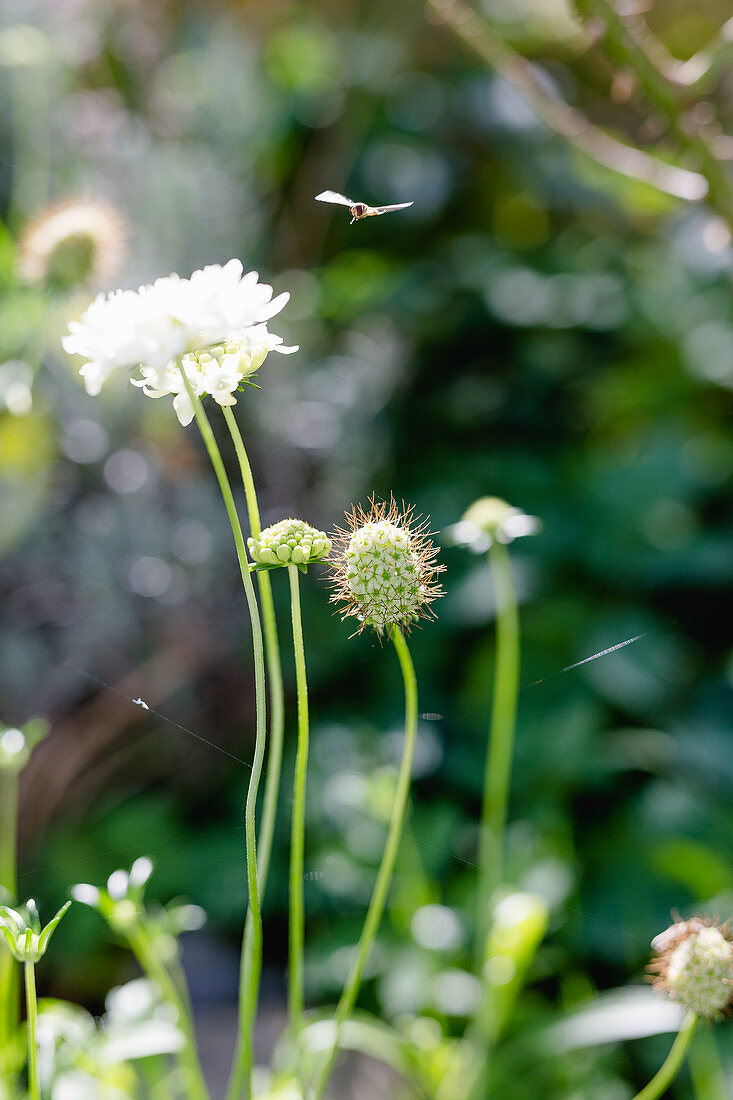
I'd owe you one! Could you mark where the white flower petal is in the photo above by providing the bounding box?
[63,262,295,398]
[172,392,195,426]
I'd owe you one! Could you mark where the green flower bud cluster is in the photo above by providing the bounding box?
[189,338,256,379]
[187,332,269,385]
[0,899,71,963]
[665,925,733,1019]
[345,519,424,630]
[248,518,331,570]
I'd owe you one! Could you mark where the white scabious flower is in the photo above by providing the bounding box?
[131,327,297,426]
[329,498,444,634]
[650,917,733,1020]
[62,259,296,400]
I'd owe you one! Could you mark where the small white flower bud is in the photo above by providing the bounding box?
[71,884,101,908]
[107,870,130,901]
[129,856,154,888]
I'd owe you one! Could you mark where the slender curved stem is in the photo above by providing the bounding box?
[220,405,285,1100]
[126,924,210,1100]
[631,1013,698,1100]
[0,769,19,1049]
[221,406,263,539]
[179,368,266,1100]
[24,962,39,1100]
[288,565,310,1060]
[222,404,285,893]
[476,540,520,961]
[311,626,418,1099]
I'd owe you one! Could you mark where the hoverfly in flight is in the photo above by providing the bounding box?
[315,191,414,224]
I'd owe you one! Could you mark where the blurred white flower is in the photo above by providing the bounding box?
[132,326,297,426]
[19,198,126,289]
[63,260,294,399]
[448,496,540,553]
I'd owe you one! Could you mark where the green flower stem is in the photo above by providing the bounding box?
[133,920,199,1050]
[689,1023,727,1100]
[126,924,210,1100]
[24,961,39,1100]
[179,368,266,1100]
[476,540,520,962]
[0,768,19,1048]
[222,404,285,892]
[288,564,310,1049]
[220,405,285,1100]
[311,626,418,1100]
[631,1012,698,1100]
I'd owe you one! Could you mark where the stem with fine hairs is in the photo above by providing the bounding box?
[310,625,418,1099]
[287,564,310,1079]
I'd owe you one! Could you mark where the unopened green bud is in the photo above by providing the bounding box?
[248,518,331,571]
[0,899,71,963]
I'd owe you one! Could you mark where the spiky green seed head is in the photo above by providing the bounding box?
[329,498,444,634]
[248,518,331,569]
[650,917,733,1020]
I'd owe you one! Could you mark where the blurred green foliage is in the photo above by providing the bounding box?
[1,0,732,1094]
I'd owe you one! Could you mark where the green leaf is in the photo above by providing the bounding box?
[38,900,72,956]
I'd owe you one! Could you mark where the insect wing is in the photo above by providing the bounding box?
[315,191,355,207]
[373,201,414,214]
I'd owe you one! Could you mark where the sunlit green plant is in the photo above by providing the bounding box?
[0,717,49,1065]
[73,859,209,1100]
[0,899,71,1100]
[247,518,331,1089]
[63,257,296,1100]
[307,497,445,1098]
[37,978,184,1098]
[38,251,730,1100]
